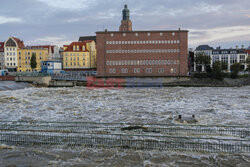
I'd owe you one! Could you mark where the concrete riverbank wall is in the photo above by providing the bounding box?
[48,77,250,87]
[15,76,51,86]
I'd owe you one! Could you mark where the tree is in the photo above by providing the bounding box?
[211,61,223,80]
[230,63,241,79]
[30,53,37,71]
[195,52,211,72]
[246,57,250,72]
[221,62,228,71]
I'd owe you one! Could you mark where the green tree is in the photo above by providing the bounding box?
[221,62,228,71]
[195,52,211,72]
[211,61,223,80]
[246,57,250,72]
[230,63,241,78]
[30,53,37,71]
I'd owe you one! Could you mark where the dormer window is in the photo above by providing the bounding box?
[82,46,85,51]
[73,45,76,51]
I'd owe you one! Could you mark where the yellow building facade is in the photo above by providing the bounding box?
[63,41,96,70]
[17,48,49,72]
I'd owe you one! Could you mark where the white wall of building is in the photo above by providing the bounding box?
[4,47,18,68]
[194,48,248,72]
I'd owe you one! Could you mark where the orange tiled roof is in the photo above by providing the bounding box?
[29,45,55,53]
[64,42,89,52]
[0,42,4,52]
[12,37,25,48]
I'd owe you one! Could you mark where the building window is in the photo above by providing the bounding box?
[123,33,126,37]
[134,68,140,73]
[111,33,114,37]
[160,32,163,36]
[109,68,116,73]
[147,33,150,36]
[121,68,128,73]
[221,55,228,63]
[230,55,237,64]
[240,55,246,63]
[172,32,175,36]
[161,60,164,65]
[135,33,138,36]
[146,68,152,73]
[158,68,164,73]
[213,55,220,63]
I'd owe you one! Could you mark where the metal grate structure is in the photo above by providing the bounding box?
[0,121,249,153]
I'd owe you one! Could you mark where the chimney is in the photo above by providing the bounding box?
[105,29,108,32]
[236,45,238,49]
[241,45,244,49]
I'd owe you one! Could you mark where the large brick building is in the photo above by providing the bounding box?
[96,5,189,77]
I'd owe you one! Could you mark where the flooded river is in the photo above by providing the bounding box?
[0,85,249,166]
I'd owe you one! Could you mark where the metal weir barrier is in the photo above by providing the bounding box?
[51,74,87,81]
[0,121,249,153]
[0,121,249,138]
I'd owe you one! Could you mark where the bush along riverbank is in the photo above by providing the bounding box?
[165,77,250,87]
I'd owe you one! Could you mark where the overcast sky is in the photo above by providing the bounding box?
[0,0,249,49]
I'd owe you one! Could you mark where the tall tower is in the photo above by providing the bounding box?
[119,4,132,32]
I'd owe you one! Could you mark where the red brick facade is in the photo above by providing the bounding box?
[119,20,132,32]
[96,30,188,77]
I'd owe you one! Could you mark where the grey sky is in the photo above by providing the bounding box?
[0,0,249,49]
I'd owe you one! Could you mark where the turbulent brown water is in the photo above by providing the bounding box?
[0,81,31,91]
[0,146,250,167]
[0,86,249,166]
